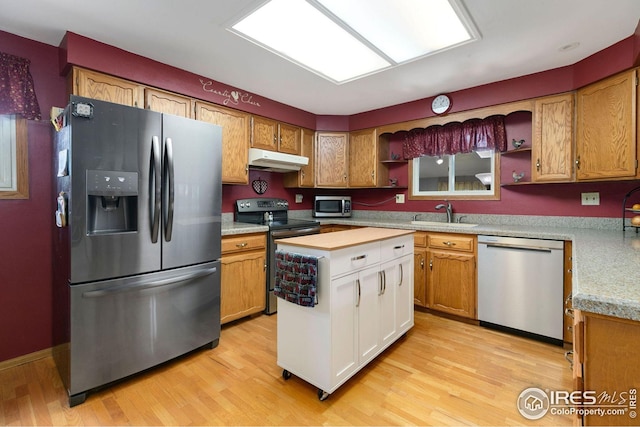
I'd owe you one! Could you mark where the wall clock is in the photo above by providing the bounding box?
[431,94,452,115]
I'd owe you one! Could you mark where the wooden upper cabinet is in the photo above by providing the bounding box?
[532,92,575,182]
[349,128,378,187]
[278,122,302,155]
[316,132,349,187]
[283,128,315,188]
[145,88,193,118]
[71,67,144,108]
[251,116,301,155]
[251,116,278,151]
[576,69,638,181]
[195,101,250,185]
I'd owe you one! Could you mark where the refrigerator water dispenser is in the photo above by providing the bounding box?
[86,170,138,234]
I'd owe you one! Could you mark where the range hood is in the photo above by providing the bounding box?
[248,148,309,172]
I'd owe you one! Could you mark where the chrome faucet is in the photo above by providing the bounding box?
[435,202,453,223]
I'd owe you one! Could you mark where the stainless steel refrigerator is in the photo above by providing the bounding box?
[52,96,222,406]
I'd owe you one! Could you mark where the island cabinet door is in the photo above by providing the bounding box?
[330,272,359,387]
[378,260,398,348]
[357,265,383,366]
[392,254,414,335]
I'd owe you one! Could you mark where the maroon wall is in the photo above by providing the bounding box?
[1,27,640,363]
[60,32,318,129]
[0,31,66,362]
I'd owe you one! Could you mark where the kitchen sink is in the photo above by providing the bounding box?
[410,220,478,228]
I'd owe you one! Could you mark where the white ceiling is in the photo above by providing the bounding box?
[2,0,640,115]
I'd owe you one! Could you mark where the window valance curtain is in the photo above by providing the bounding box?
[402,115,506,159]
[0,52,41,120]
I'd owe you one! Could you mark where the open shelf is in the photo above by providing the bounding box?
[501,147,532,156]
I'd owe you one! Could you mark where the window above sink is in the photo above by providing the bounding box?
[409,149,499,200]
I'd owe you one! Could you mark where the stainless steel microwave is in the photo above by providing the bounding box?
[313,196,352,218]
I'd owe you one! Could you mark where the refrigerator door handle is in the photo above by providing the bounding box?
[81,267,217,298]
[164,137,175,242]
[150,136,162,243]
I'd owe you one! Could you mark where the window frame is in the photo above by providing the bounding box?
[0,115,29,199]
[408,150,501,201]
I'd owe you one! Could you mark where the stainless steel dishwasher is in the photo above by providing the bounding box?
[477,235,564,344]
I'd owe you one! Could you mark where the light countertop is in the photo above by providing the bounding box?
[221,218,640,322]
[275,227,413,250]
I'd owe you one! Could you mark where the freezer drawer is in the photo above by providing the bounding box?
[66,262,220,403]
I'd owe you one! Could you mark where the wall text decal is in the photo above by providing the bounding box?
[200,79,261,107]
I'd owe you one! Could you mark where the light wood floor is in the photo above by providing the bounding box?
[0,311,573,426]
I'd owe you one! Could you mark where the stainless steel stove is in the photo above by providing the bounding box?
[235,198,320,314]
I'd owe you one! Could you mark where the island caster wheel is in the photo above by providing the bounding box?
[317,389,329,401]
[282,369,291,380]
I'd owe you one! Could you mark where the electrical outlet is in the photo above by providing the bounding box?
[581,192,600,205]
[395,194,405,204]
[295,194,303,203]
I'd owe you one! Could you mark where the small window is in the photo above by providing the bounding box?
[410,149,499,200]
[0,115,29,199]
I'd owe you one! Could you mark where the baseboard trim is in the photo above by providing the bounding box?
[0,348,52,371]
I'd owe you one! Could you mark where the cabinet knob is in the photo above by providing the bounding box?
[536,158,541,171]
[575,155,581,169]
[236,242,248,248]
[420,258,424,269]
[429,259,433,270]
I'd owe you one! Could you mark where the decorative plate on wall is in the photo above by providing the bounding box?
[252,177,268,194]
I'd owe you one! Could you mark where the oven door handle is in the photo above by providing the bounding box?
[271,227,321,239]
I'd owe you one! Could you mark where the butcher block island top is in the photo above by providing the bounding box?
[275,227,414,250]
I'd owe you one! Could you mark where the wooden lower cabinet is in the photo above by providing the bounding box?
[426,233,477,319]
[573,310,640,426]
[413,231,428,307]
[220,233,266,324]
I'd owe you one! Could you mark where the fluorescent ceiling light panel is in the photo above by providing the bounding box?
[230,0,477,83]
[231,0,390,83]
[317,0,474,63]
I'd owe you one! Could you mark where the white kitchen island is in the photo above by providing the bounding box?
[274,227,414,400]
